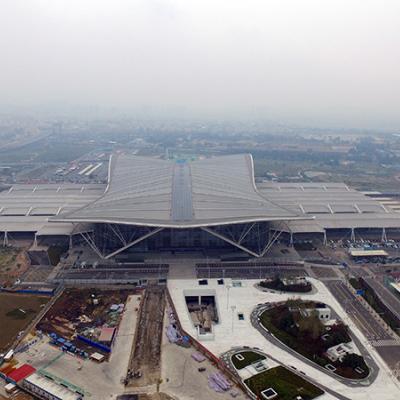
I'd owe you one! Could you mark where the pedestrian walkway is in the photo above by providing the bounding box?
[370,339,400,347]
[167,260,197,279]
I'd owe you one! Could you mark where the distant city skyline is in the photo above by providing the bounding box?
[1,0,400,129]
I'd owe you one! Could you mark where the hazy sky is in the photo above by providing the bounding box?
[1,0,400,128]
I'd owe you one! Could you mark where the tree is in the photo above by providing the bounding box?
[278,309,295,332]
[297,311,324,340]
[342,353,366,370]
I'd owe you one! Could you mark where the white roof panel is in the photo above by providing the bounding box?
[262,182,400,232]
[53,154,302,228]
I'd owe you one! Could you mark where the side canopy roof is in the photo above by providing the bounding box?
[53,154,301,228]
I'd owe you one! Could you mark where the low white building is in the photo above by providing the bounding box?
[326,342,356,363]
[4,382,17,394]
[23,373,83,400]
[300,306,331,322]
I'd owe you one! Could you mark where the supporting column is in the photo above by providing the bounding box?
[33,234,38,247]
[289,231,294,247]
[3,231,8,246]
[69,235,73,250]
[382,227,387,242]
[350,228,355,242]
[323,230,327,246]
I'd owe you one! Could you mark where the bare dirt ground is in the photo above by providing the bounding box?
[0,247,30,286]
[140,394,175,400]
[127,285,166,387]
[0,393,34,400]
[117,395,175,400]
[0,293,48,352]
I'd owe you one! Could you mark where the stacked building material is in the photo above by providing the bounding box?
[166,325,180,343]
[190,311,201,327]
[167,308,177,324]
[208,372,231,392]
[191,352,206,362]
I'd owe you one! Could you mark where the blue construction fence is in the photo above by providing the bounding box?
[76,335,111,353]
[0,288,55,296]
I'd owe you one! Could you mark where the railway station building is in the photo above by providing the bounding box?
[1,154,400,259]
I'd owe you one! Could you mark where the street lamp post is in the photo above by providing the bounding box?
[226,284,231,310]
[231,305,236,332]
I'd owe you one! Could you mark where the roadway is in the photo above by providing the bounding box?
[325,280,393,342]
[363,276,400,322]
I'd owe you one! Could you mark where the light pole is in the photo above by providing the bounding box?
[226,284,231,310]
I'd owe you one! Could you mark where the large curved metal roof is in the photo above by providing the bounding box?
[53,154,301,228]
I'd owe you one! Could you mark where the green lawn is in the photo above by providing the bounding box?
[244,366,324,400]
[259,309,307,356]
[231,350,266,370]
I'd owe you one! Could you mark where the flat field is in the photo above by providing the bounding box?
[0,247,30,286]
[0,292,48,352]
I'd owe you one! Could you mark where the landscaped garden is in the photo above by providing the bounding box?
[259,276,312,293]
[244,366,324,400]
[258,299,369,379]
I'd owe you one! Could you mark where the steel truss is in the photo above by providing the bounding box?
[80,224,163,259]
[202,221,285,258]
[77,221,285,259]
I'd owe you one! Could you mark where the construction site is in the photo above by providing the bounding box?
[185,294,219,334]
[126,285,166,387]
[37,288,133,359]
